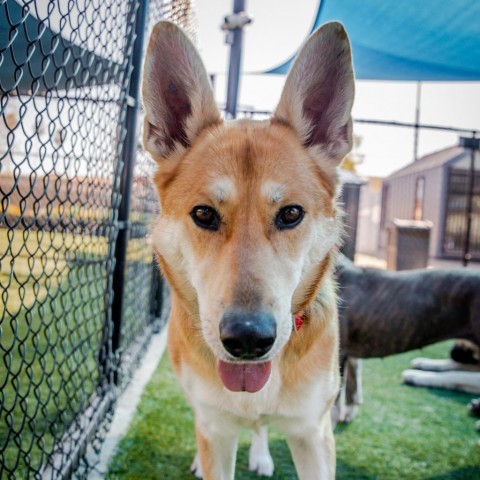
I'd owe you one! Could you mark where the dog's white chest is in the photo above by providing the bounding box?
[180,363,333,432]
[181,363,280,419]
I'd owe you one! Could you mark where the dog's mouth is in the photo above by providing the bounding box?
[217,360,272,393]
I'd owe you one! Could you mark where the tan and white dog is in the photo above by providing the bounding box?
[142,20,354,480]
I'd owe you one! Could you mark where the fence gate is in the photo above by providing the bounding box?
[0,0,195,478]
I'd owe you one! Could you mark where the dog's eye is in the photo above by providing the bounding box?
[191,205,220,231]
[275,205,305,230]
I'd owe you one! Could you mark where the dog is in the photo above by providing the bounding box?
[141,20,354,479]
[334,254,480,422]
[403,339,480,394]
[403,364,480,394]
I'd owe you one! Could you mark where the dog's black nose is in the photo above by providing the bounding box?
[219,311,276,359]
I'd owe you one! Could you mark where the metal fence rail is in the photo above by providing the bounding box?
[0,0,194,478]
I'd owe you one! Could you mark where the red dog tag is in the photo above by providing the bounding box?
[294,313,304,331]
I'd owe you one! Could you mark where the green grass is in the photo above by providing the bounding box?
[0,228,109,476]
[0,227,108,313]
[107,342,480,480]
[0,226,155,477]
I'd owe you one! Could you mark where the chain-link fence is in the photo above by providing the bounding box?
[0,0,194,478]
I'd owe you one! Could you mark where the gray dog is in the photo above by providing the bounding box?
[333,254,480,423]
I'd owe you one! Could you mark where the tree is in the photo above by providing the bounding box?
[341,133,364,173]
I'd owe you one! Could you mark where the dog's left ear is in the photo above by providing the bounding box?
[142,21,221,160]
[274,22,355,169]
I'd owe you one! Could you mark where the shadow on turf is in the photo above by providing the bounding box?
[236,439,375,480]
[336,461,377,480]
[427,466,480,479]
[109,434,479,480]
[422,386,478,406]
[109,439,374,479]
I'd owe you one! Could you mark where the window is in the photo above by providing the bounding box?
[413,177,425,220]
[380,183,389,229]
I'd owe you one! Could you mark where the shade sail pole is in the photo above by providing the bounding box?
[414,82,422,161]
[223,0,252,119]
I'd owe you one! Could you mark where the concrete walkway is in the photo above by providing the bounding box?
[355,252,480,270]
[88,327,168,479]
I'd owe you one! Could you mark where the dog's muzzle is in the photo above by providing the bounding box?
[219,310,276,360]
[217,310,276,393]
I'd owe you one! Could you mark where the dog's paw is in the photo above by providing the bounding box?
[341,404,359,424]
[248,450,274,477]
[469,398,480,418]
[410,357,462,372]
[331,403,358,424]
[402,369,421,386]
[190,453,203,478]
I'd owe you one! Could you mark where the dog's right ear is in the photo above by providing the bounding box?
[142,21,221,160]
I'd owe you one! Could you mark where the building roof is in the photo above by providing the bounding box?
[338,169,367,185]
[385,146,469,180]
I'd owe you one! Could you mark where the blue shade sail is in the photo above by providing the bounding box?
[265,0,480,81]
[0,0,123,93]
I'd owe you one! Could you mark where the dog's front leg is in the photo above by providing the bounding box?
[286,416,336,480]
[249,425,274,476]
[194,418,238,480]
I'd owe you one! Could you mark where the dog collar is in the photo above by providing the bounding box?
[294,313,304,331]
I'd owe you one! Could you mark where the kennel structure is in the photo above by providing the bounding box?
[380,146,480,261]
[0,0,195,478]
[338,170,366,260]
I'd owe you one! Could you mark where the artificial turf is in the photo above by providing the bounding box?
[107,341,480,479]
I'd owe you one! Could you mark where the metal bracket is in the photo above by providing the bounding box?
[221,12,252,31]
[117,220,131,231]
[126,95,136,108]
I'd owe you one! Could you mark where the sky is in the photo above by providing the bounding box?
[196,0,480,178]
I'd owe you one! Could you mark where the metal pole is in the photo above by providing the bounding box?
[459,135,479,267]
[413,82,421,161]
[463,137,477,267]
[224,0,250,119]
[150,259,164,332]
[209,74,216,94]
[110,0,150,381]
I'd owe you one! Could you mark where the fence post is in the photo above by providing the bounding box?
[459,134,479,266]
[110,0,150,382]
[150,261,164,332]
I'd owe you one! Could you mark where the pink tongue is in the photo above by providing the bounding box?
[218,360,272,393]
